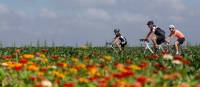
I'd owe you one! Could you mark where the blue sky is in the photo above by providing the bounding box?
[0,0,199,46]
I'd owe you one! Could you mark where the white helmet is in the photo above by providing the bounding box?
[168,25,175,29]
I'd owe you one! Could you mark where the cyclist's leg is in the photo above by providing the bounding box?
[155,36,165,53]
[175,38,185,54]
[120,42,127,52]
[113,39,122,51]
[175,41,180,55]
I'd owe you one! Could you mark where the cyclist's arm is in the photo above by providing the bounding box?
[169,31,174,38]
[112,37,119,44]
[145,29,154,40]
[166,32,174,43]
[112,37,122,51]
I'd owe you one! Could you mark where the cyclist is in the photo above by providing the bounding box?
[167,25,185,55]
[112,29,127,52]
[145,20,166,52]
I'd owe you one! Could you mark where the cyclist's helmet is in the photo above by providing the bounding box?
[169,25,175,29]
[147,20,154,25]
[114,28,120,33]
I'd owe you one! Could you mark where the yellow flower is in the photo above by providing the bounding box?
[37,71,44,77]
[23,54,34,59]
[71,57,79,63]
[69,68,78,74]
[79,77,89,83]
[78,63,86,69]
[7,62,15,68]
[40,54,46,58]
[27,61,34,65]
[62,63,68,68]
[41,58,48,63]
[15,63,23,67]
[58,73,65,78]
[128,64,141,70]
[116,80,127,87]
[28,65,39,71]
[87,65,98,76]
[52,71,65,79]
[103,55,112,61]
[96,72,102,77]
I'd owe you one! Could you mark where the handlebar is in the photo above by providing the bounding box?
[140,39,149,42]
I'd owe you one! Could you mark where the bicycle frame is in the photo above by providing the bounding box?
[143,41,154,54]
[111,44,118,53]
[140,39,169,55]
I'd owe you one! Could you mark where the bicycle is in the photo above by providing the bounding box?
[106,42,118,53]
[140,39,172,55]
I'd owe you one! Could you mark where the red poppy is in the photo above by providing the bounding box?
[62,82,74,87]
[145,54,159,59]
[56,62,65,67]
[139,61,148,69]
[154,63,167,70]
[54,79,60,84]
[123,71,135,77]
[124,66,132,71]
[52,55,60,60]
[113,73,124,79]
[40,68,48,72]
[195,83,200,87]
[14,65,23,71]
[30,76,37,81]
[34,84,43,87]
[182,59,191,65]
[88,76,98,81]
[130,82,142,87]
[3,55,12,60]
[136,75,150,84]
[41,49,48,53]
[173,55,184,61]
[104,76,110,81]
[98,80,107,87]
[173,55,191,65]
[113,71,135,79]
[19,58,28,64]
[98,76,110,86]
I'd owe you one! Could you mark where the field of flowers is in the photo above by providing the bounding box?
[0,46,200,87]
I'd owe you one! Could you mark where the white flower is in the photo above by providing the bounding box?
[51,66,57,69]
[163,54,173,60]
[172,60,182,65]
[41,80,52,87]
[1,63,8,66]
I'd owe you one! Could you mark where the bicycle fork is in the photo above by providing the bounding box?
[144,42,154,54]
